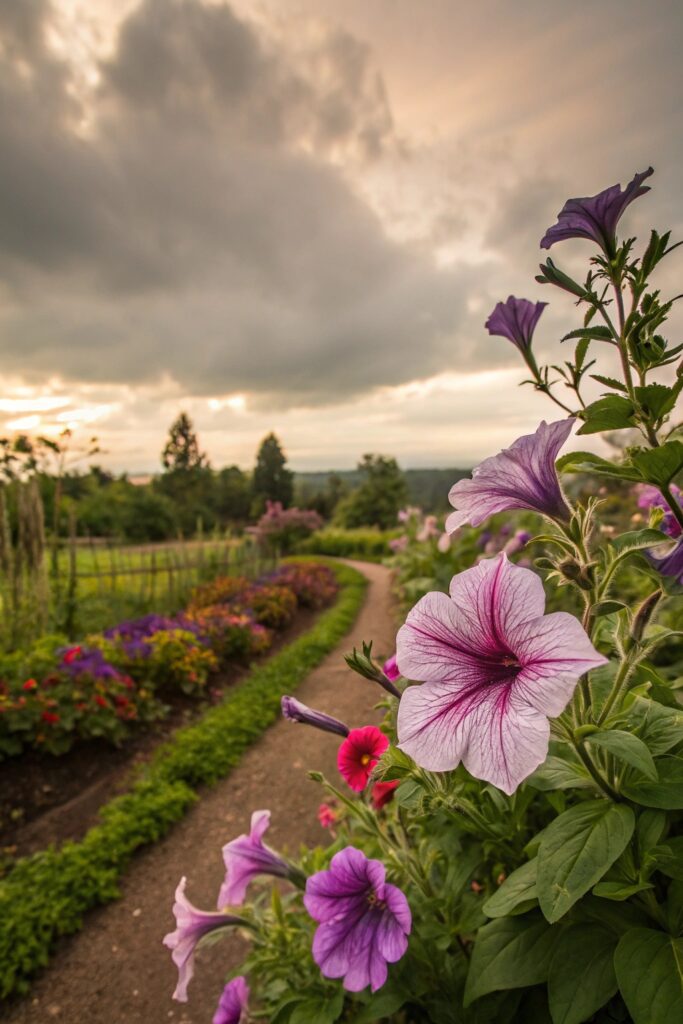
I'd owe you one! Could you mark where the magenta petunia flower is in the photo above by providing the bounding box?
[337,726,389,791]
[540,167,654,256]
[485,296,547,353]
[218,810,292,907]
[304,846,411,992]
[396,554,607,794]
[281,695,350,737]
[213,977,250,1024]
[163,878,246,1002]
[446,419,573,533]
[383,655,400,682]
[647,536,683,585]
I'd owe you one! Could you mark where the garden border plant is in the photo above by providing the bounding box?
[0,559,368,1002]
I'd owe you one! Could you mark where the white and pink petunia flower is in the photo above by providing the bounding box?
[396,553,607,794]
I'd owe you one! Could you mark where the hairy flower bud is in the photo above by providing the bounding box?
[630,589,663,645]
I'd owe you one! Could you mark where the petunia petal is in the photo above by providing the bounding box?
[460,687,550,795]
[510,612,608,716]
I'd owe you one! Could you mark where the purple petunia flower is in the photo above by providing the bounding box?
[485,296,547,353]
[396,553,607,794]
[446,419,573,533]
[304,846,411,993]
[281,695,350,737]
[163,877,246,1002]
[646,536,683,585]
[637,483,682,538]
[540,167,654,256]
[218,810,293,907]
[213,977,250,1024]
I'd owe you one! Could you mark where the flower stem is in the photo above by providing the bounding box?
[573,739,621,801]
[660,484,683,531]
[596,655,636,727]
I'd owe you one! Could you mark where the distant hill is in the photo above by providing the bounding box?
[294,467,471,513]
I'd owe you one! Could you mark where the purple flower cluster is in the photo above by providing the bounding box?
[104,612,210,657]
[59,646,121,680]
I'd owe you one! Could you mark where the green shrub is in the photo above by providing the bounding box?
[296,527,398,561]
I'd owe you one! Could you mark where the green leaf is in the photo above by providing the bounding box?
[610,696,683,755]
[585,730,657,781]
[561,326,614,343]
[610,528,670,554]
[621,756,683,808]
[614,928,683,1023]
[592,881,653,901]
[537,802,635,923]
[463,913,559,1006]
[633,384,679,422]
[289,990,344,1024]
[591,374,628,392]
[667,880,683,937]
[651,837,683,880]
[353,988,408,1022]
[630,440,683,486]
[483,860,538,918]
[592,600,629,616]
[555,450,641,480]
[394,779,423,810]
[526,756,594,792]
[576,396,636,435]
[547,924,618,1024]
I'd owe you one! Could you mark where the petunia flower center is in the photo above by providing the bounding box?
[500,656,521,669]
[360,753,372,766]
[366,891,387,910]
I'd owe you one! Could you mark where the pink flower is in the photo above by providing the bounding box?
[383,655,400,682]
[437,532,451,553]
[163,878,245,1002]
[218,810,292,907]
[389,536,408,553]
[446,419,573,533]
[396,554,607,794]
[317,803,338,829]
[337,726,389,791]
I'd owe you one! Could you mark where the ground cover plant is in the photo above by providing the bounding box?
[168,169,683,1023]
[0,560,366,1001]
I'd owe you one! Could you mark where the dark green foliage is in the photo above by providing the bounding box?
[252,433,294,510]
[0,562,367,1001]
[334,454,408,529]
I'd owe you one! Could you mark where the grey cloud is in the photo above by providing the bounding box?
[0,0,488,403]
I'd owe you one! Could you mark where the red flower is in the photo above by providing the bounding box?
[41,711,60,725]
[63,646,83,665]
[371,780,399,810]
[95,695,108,708]
[337,726,389,792]
[22,678,38,691]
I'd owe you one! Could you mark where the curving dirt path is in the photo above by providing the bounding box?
[4,561,398,1024]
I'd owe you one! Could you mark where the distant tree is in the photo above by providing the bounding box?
[252,433,293,510]
[159,413,215,534]
[335,454,407,529]
[214,465,251,524]
[161,412,207,472]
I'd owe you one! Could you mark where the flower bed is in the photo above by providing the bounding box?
[0,561,366,1001]
[0,561,339,761]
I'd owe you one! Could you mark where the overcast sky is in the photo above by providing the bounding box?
[1,0,682,472]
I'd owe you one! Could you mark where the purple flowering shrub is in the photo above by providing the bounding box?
[166,169,683,1023]
[265,562,339,609]
[251,501,323,554]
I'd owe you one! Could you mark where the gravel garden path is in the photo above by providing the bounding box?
[5,561,397,1024]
